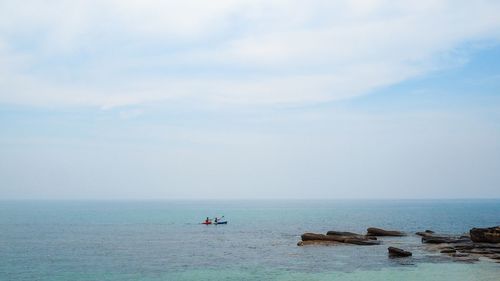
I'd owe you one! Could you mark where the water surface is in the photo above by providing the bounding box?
[1,200,499,280]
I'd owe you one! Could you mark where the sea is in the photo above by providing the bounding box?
[1,199,499,281]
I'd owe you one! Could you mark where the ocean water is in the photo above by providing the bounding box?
[0,200,499,280]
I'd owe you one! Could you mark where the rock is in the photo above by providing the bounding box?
[297,240,339,246]
[416,230,436,236]
[470,226,500,243]
[326,231,361,236]
[367,227,406,237]
[302,233,336,241]
[452,253,470,258]
[343,238,380,245]
[440,249,456,254]
[301,232,379,246]
[327,230,377,240]
[388,247,412,257]
[416,231,435,237]
[453,243,474,250]
[422,236,471,244]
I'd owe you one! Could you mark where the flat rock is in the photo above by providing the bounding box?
[367,227,406,237]
[301,232,380,246]
[453,243,474,250]
[297,240,340,246]
[416,231,436,237]
[388,246,412,257]
[327,230,377,240]
[326,231,361,236]
[422,236,471,244]
[302,233,336,241]
[440,249,456,253]
[343,238,380,245]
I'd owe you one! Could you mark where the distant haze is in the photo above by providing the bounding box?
[1,1,499,199]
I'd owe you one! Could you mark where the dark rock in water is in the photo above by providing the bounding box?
[297,240,339,246]
[424,234,500,262]
[440,249,456,254]
[343,238,380,245]
[421,236,448,244]
[301,232,380,245]
[388,247,412,257]
[327,230,377,240]
[367,227,406,237]
[422,236,471,244]
[416,230,436,237]
[470,226,500,243]
[302,233,335,241]
[416,231,435,237]
[326,231,361,236]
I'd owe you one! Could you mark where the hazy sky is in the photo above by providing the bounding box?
[1,0,500,199]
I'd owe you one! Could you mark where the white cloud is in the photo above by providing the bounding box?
[0,0,500,108]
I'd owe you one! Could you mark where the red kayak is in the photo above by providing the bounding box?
[201,221,212,225]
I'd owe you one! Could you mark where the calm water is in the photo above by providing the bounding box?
[1,200,499,280]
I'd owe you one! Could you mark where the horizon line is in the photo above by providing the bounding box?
[1,197,500,201]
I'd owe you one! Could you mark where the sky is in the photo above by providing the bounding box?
[1,0,500,199]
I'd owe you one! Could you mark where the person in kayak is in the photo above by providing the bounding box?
[214,215,224,223]
[205,217,211,224]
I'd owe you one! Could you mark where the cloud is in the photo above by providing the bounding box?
[0,0,500,108]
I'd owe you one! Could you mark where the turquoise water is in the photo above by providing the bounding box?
[1,200,499,280]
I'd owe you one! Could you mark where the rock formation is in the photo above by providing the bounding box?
[470,226,500,243]
[416,230,435,237]
[300,232,380,246]
[421,226,500,262]
[422,236,471,244]
[327,230,362,236]
[388,246,412,257]
[296,225,500,264]
[367,227,406,237]
[440,248,456,254]
[326,230,377,240]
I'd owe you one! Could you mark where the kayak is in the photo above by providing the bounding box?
[214,221,227,225]
[201,221,212,225]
